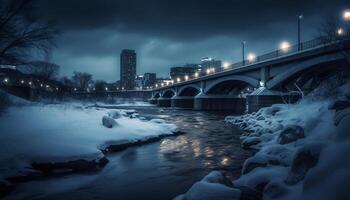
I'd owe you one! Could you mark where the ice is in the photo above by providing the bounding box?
[180,77,350,200]
[0,103,177,179]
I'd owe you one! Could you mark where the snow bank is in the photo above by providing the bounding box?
[0,103,177,179]
[176,77,350,200]
[174,171,240,200]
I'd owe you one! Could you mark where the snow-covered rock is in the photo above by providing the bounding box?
[278,125,304,144]
[102,115,118,128]
[174,171,240,200]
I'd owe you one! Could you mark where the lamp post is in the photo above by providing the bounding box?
[242,41,246,65]
[297,15,303,51]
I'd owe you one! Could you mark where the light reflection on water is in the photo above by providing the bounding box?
[5,106,252,200]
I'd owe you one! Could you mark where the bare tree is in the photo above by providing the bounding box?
[0,0,59,65]
[71,71,93,90]
[94,80,107,92]
[28,60,59,79]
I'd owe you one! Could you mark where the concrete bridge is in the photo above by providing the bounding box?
[150,35,350,112]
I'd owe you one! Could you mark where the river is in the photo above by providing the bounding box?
[5,106,251,200]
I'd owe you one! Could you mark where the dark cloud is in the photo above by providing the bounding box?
[35,0,349,81]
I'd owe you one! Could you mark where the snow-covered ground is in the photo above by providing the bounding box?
[176,77,350,200]
[0,102,177,180]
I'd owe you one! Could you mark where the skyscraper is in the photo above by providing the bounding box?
[120,49,136,90]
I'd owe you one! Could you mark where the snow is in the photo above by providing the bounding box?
[176,76,350,200]
[0,103,177,179]
[174,171,241,200]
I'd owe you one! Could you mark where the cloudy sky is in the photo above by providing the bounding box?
[37,0,348,82]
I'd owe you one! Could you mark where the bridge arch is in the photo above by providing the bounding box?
[205,75,259,95]
[266,53,347,89]
[153,92,161,99]
[162,89,176,98]
[177,85,201,97]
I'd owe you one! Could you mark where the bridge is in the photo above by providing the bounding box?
[150,34,350,112]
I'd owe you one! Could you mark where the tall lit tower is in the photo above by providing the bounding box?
[120,49,136,90]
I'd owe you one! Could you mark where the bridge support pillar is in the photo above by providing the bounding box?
[149,98,158,104]
[157,97,172,107]
[247,87,300,113]
[194,93,246,112]
[171,96,194,108]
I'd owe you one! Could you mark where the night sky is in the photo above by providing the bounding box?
[37,0,348,81]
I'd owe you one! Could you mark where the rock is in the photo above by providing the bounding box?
[334,107,350,126]
[328,100,350,111]
[102,115,118,128]
[242,137,261,150]
[278,125,304,144]
[0,180,15,197]
[179,171,240,200]
[242,161,267,174]
[31,156,109,174]
[202,171,233,187]
[285,143,323,185]
[236,186,262,200]
[263,181,287,198]
[256,116,265,121]
[242,157,282,174]
[108,111,122,119]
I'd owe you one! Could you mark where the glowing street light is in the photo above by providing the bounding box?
[206,68,211,75]
[343,9,350,21]
[223,61,231,69]
[194,72,199,78]
[74,88,77,91]
[20,80,24,84]
[247,53,256,62]
[211,68,215,73]
[184,75,189,81]
[3,78,8,83]
[161,83,164,87]
[155,84,158,87]
[28,81,32,85]
[279,41,291,52]
[337,28,344,36]
[105,87,108,91]
[176,77,181,82]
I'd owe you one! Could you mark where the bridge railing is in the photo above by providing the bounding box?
[156,30,350,89]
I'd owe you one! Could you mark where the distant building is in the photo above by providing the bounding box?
[120,49,136,90]
[143,73,156,87]
[170,64,200,80]
[156,77,172,87]
[134,75,144,90]
[200,57,221,71]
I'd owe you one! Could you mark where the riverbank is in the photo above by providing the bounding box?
[175,77,350,200]
[0,102,178,197]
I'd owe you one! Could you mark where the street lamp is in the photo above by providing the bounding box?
[194,72,199,78]
[242,41,246,65]
[184,75,189,81]
[337,28,344,36]
[161,83,164,87]
[206,68,211,75]
[279,41,291,52]
[343,10,350,21]
[176,77,181,82]
[247,53,256,62]
[297,15,303,51]
[223,61,230,69]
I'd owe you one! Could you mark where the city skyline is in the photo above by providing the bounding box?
[35,0,348,82]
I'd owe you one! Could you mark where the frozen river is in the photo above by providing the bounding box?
[5,106,251,200]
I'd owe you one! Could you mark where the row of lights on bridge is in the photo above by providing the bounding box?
[2,78,61,91]
[154,9,350,89]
